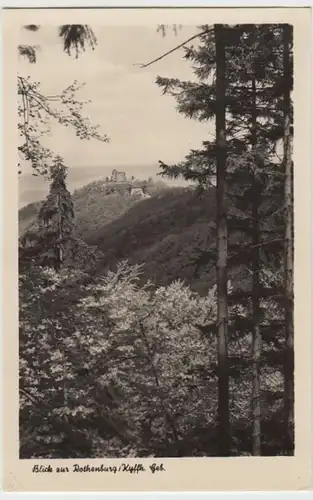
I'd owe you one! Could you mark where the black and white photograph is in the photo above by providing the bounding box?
[2,6,312,493]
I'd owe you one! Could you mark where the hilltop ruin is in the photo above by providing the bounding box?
[103,170,151,199]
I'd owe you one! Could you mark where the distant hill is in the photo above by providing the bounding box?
[81,187,218,294]
[71,178,169,240]
[19,176,251,295]
[19,178,214,290]
[19,201,41,236]
[18,177,170,239]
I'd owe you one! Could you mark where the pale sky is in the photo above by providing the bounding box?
[18,25,211,175]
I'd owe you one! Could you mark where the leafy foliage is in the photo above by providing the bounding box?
[17,76,109,175]
[20,261,285,458]
[18,25,108,175]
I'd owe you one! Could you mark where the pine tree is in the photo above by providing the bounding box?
[156,24,293,455]
[19,160,103,275]
[37,157,74,271]
[18,24,97,64]
[223,25,290,455]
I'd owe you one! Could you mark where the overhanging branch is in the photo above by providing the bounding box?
[134,27,214,69]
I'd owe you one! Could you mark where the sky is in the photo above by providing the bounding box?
[18,25,212,178]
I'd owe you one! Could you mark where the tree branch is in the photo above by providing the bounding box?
[19,387,40,405]
[134,27,213,69]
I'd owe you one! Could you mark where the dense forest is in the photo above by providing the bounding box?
[19,23,294,458]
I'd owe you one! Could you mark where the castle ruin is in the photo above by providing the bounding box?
[110,169,127,183]
[129,186,151,199]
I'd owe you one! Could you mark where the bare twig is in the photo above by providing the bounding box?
[134,27,213,69]
[19,387,40,405]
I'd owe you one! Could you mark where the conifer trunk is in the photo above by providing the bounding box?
[251,75,261,456]
[55,193,63,271]
[214,24,230,457]
[283,23,294,454]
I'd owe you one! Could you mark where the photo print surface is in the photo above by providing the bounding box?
[2,7,311,493]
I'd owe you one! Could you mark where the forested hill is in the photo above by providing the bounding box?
[19,178,219,291]
[83,188,218,294]
[19,179,248,295]
[19,177,165,237]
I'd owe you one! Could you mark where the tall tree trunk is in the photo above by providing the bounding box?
[214,24,230,457]
[55,193,63,271]
[251,75,262,456]
[283,23,294,454]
